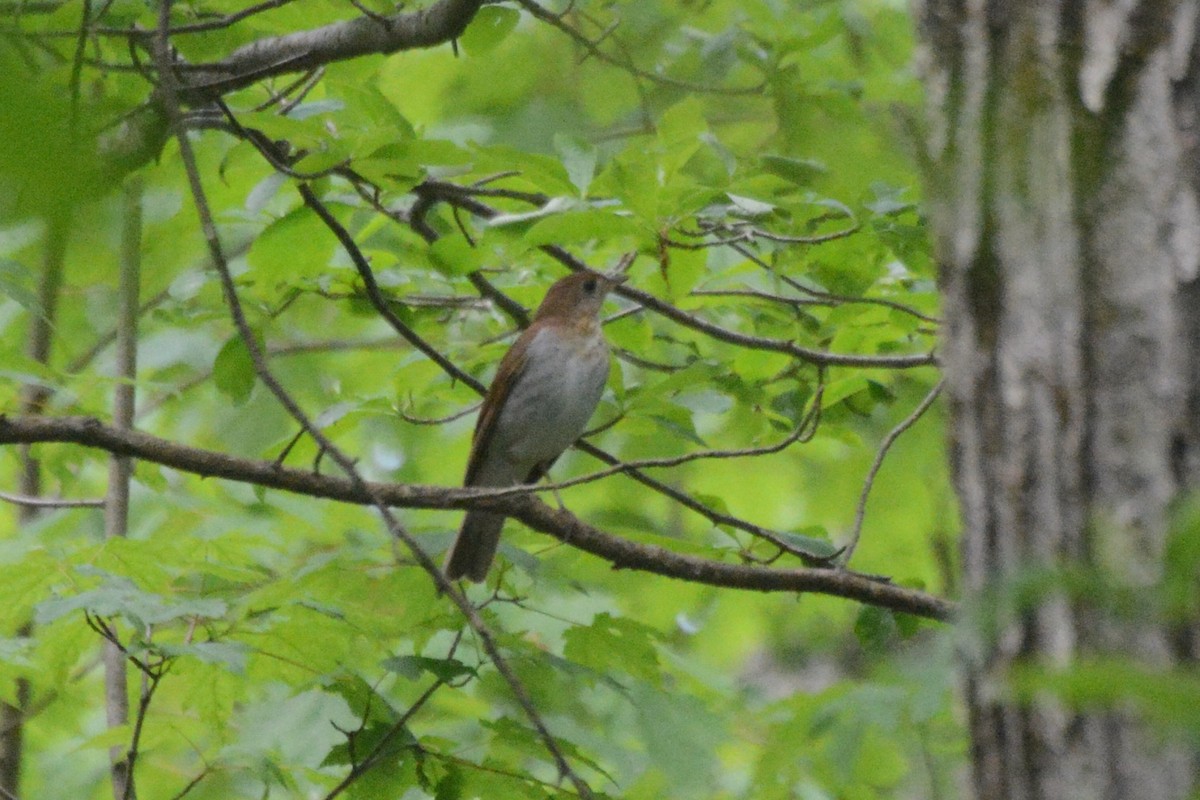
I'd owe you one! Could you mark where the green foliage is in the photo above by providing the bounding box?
[0,0,965,798]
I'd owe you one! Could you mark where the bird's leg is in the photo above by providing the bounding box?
[527,460,566,510]
[546,477,566,511]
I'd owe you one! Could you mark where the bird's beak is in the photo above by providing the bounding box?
[602,251,636,287]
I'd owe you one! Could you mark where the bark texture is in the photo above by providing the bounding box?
[912,1,1199,798]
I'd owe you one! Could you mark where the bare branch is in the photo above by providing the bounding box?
[104,176,141,800]
[0,490,103,509]
[166,768,210,800]
[0,415,955,621]
[841,380,944,567]
[398,403,481,426]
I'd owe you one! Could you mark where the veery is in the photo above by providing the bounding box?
[444,270,626,581]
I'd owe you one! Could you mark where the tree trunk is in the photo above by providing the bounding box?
[912,1,1200,798]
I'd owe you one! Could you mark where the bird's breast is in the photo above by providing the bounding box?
[490,325,610,468]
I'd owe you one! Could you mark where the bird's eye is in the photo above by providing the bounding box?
[583,278,598,294]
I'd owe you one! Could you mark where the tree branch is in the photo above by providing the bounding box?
[181,0,485,99]
[104,176,141,800]
[0,415,955,621]
[842,379,944,567]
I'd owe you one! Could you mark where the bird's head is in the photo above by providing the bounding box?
[533,270,627,324]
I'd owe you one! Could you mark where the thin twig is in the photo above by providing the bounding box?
[253,66,322,111]
[310,175,841,562]
[68,0,301,38]
[398,403,481,426]
[166,768,211,800]
[841,380,944,567]
[515,0,763,96]
[122,654,166,800]
[104,176,141,800]
[467,386,823,499]
[65,289,170,374]
[0,490,103,509]
[421,749,592,796]
[666,219,861,249]
[67,0,92,129]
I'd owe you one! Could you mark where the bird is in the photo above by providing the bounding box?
[444,270,626,582]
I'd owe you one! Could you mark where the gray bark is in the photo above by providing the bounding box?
[913,1,1199,798]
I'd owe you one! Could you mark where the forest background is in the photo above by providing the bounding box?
[0,0,1196,798]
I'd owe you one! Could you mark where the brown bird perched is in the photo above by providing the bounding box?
[444,270,626,581]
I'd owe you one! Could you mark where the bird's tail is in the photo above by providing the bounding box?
[443,511,505,582]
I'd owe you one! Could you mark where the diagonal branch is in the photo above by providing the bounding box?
[154,10,594,794]
[842,379,945,567]
[0,414,955,622]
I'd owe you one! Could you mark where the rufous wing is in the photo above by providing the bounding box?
[463,327,535,486]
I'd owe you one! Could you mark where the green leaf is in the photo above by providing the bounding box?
[326,673,398,725]
[213,336,258,405]
[761,155,828,186]
[853,606,897,653]
[248,206,336,279]
[648,242,706,300]
[554,133,598,196]
[428,236,483,276]
[657,97,709,177]
[459,5,521,54]
[158,641,249,673]
[381,655,475,682]
[632,682,723,793]
[433,763,465,800]
[1013,658,1200,733]
[779,527,840,559]
[726,193,776,218]
[648,410,707,447]
[75,724,133,752]
[0,259,40,315]
[820,376,871,408]
[321,721,418,767]
[523,209,641,247]
[563,613,661,683]
[36,578,227,628]
[235,110,332,151]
